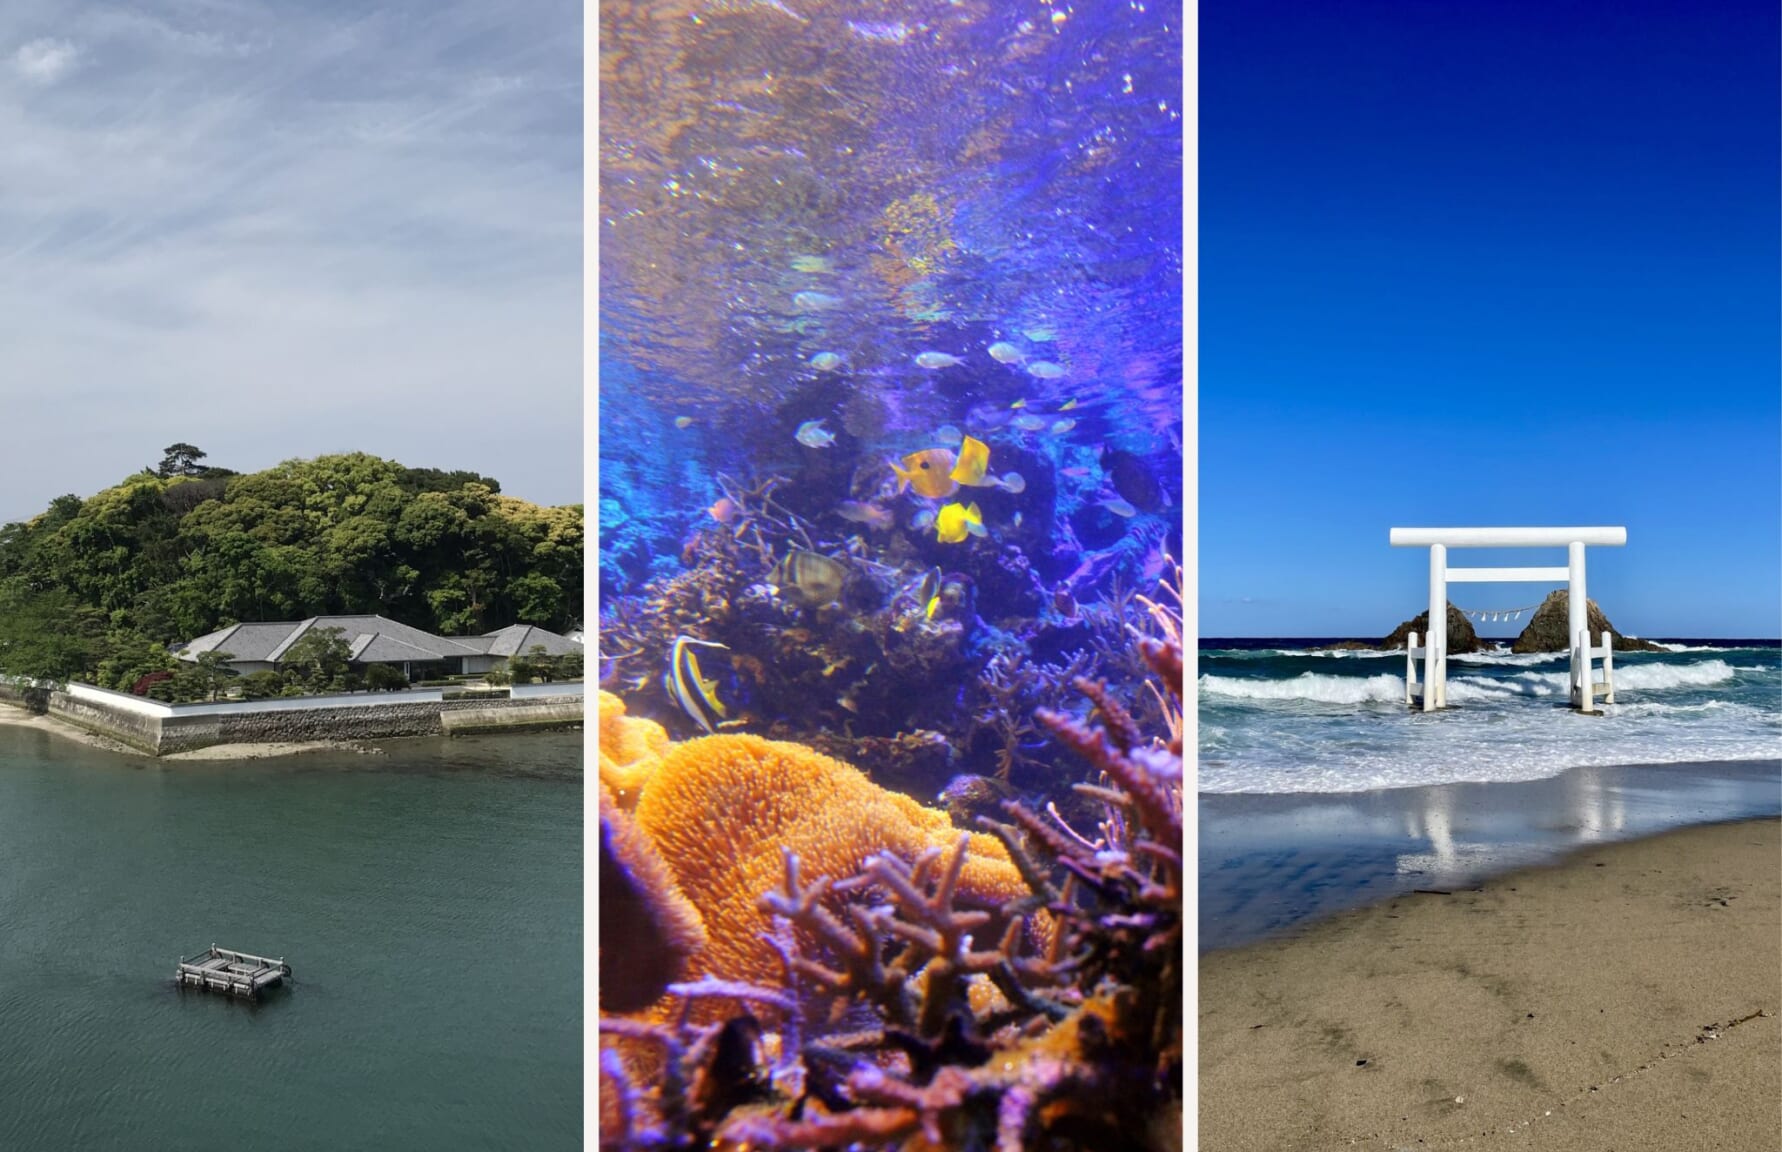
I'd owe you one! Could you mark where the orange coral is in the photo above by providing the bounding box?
[630,734,1029,1003]
[598,781,707,1013]
[598,690,670,809]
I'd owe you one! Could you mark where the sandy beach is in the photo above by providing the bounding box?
[1200,816,1781,1150]
[160,740,373,761]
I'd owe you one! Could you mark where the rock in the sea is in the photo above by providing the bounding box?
[1511,591,1664,653]
[1380,603,1493,654]
[1317,640,1377,651]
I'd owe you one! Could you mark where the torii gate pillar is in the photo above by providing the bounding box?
[1390,527,1628,713]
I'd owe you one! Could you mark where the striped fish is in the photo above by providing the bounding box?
[769,549,848,606]
[663,635,732,734]
[913,565,943,607]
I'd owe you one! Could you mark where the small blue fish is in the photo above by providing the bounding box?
[793,290,842,311]
[795,419,836,448]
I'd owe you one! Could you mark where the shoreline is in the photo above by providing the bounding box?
[1201,816,1782,1150]
[1201,757,1782,952]
[2,703,392,762]
[0,706,145,757]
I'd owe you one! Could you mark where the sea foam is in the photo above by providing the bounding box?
[1198,672,1406,705]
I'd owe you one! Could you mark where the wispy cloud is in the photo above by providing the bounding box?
[13,37,80,85]
[0,1,582,520]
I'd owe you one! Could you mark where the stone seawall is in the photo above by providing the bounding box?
[439,700,585,736]
[1,682,582,757]
[159,700,454,755]
[0,681,162,754]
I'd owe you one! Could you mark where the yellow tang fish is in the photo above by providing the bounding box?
[890,448,961,499]
[935,501,986,544]
[948,435,995,487]
[1058,398,1078,411]
[925,594,941,620]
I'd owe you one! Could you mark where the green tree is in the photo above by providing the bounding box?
[508,644,552,685]
[0,586,103,686]
[553,650,584,681]
[156,443,208,479]
[364,663,408,692]
[238,670,284,700]
[0,451,583,662]
[188,649,237,701]
[94,628,176,691]
[280,626,352,691]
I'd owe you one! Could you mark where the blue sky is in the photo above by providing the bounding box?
[1200,0,1779,638]
[0,1,580,521]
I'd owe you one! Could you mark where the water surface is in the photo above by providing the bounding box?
[1200,757,1782,952]
[0,728,581,1151]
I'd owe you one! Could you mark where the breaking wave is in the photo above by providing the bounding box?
[1198,672,1406,705]
[1199,642,1781,792]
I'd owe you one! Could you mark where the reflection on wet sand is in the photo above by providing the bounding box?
[1200,758,1779,952]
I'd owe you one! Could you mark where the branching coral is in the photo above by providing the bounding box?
[967,648,1099,783]
[598,638,1185,1152]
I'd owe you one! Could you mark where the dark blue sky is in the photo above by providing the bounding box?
[1200,0,1779,638]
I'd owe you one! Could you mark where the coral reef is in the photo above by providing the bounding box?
[629,735,1028,1008]
[598,690,671,809]
[600,367,1181,770]
[597,637,1185,1152]
[599,783,707,1013]
[601,485,1182,803]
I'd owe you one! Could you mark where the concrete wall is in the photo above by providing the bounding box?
[1,678,582,757]
[439,700,585,736]
[0,680,166,754]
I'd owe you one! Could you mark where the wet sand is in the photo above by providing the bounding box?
[1200,816,1781,1151]
[1202,759,1782,951]
[161,740,370,761]
[0,706,140,756]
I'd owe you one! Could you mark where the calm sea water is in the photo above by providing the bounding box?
[1200,639,1782,793]
[0,728,581,1151]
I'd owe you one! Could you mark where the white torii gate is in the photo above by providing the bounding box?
[1389,526,1627,714]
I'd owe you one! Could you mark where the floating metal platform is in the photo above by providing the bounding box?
[176,945,291,1000]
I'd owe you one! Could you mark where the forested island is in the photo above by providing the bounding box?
[0,446,583,691]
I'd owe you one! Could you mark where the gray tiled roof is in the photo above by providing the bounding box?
[180,622,303,663]
[349,632,448,664]
[482,624,582,658]
[452,635,498,653]
[267,616,482,663]
[180,615,571,666]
